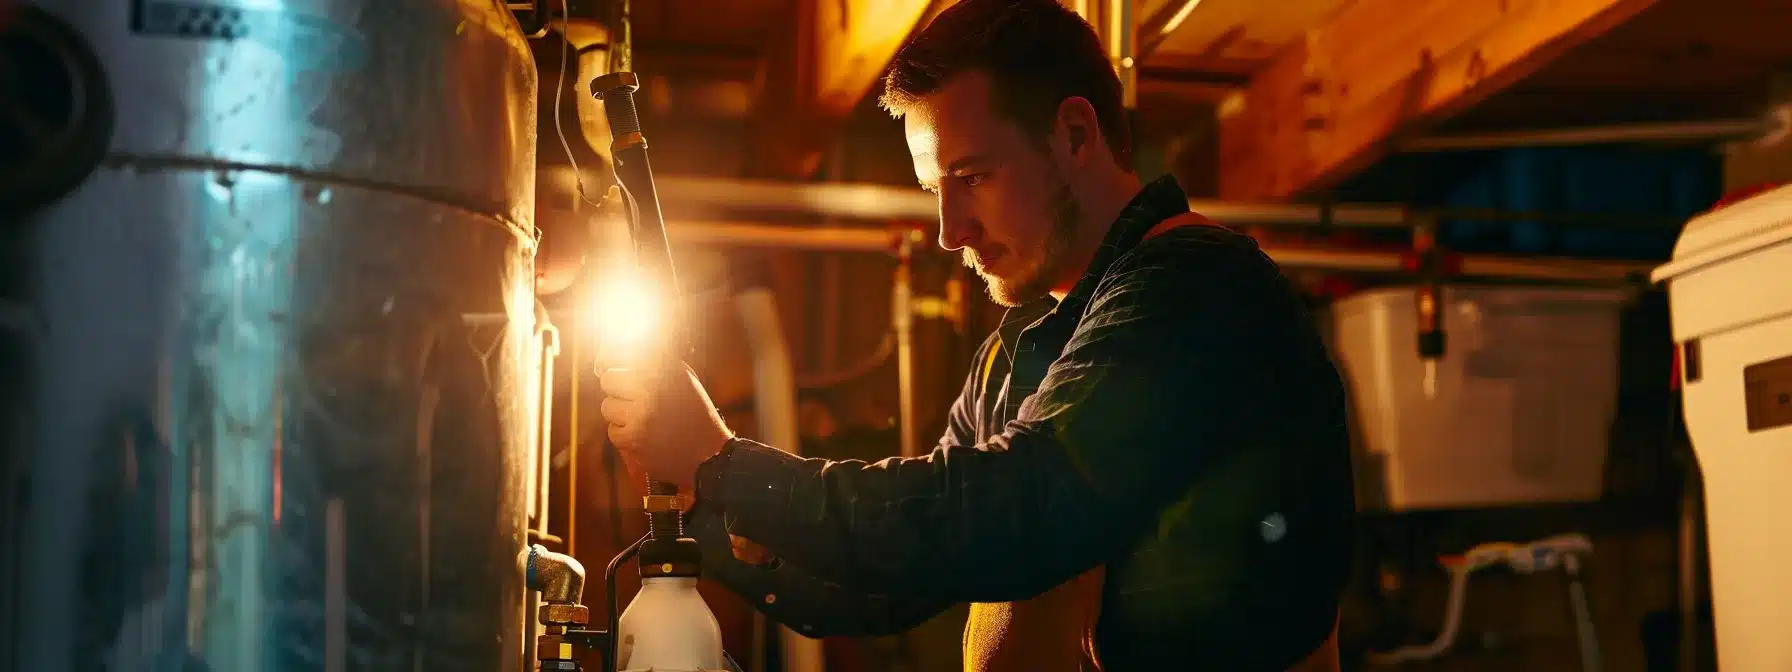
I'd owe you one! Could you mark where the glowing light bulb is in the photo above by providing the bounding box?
[588,268,663,359]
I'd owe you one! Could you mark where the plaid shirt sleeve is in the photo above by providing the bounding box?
[689,338,993,634]
[687,506,950,637]
[695,229,1291,603]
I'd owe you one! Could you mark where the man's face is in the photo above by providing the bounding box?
[905,71,1079,307]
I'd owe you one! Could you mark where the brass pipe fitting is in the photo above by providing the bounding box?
[522,544,588,607]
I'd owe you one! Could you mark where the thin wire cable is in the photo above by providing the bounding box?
[555,0,603,212]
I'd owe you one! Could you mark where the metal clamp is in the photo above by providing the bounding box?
[642,494,689,512]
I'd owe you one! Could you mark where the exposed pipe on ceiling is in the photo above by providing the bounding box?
[667,219,919,252]
[657,174,938,222]
[650,173,1412,228]
[1108,0,1139,110]
[652,174,1697,231]
[1398,118,1779,153]
[1138,0,1204,59]
[535,168,1658,282]
[1067,0,1143,107]
[665,220,1654,283]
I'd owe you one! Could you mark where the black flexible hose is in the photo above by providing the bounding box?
[604,533,649,672]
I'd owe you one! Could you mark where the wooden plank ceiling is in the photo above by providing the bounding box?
[1139,0,1347,88]
[630,0,1791,198]
[1439,0,1792,132]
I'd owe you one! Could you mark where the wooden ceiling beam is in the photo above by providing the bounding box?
[749,0,942,178]
[1217,0,1660,201]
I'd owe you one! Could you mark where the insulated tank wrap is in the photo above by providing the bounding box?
[0,2,540,671]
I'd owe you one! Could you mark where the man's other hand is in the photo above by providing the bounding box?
[598,364,734,492]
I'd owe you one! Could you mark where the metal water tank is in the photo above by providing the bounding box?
[0,1,540,670]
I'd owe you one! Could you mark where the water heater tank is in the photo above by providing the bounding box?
[0,2,540,671]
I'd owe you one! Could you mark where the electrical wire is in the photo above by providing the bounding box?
[554,0,603,212]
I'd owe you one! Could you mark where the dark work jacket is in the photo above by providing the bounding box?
[685,175,1357,670]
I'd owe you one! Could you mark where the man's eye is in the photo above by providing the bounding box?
[959,173,987,187]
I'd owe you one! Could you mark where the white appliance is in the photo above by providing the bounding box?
[1653,184,1792,672]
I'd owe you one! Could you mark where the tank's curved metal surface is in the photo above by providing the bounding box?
[1,2,539,671]
[42,0,539,225]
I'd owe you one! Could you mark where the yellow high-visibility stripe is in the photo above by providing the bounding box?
[978,338,1003,398]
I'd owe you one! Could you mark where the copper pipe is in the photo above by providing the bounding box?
[536,320,560,536]
[1400,118,1775,153]
[1261,248,1404,273]
[1139,0,1204,58]
[567,323,580,561]
[641,172,1689,233]
[652,173,1413,228]
[669,220,919,252]
[1198,201,1409,227]
[1455,254,1652,282]
[1107,0,1138,109]
[1264,245,1651,282]
[656,175,939,222]
[666,220,1651,283]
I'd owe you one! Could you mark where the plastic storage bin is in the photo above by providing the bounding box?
[1330,285,1628,510]
[1653,184,1792,672]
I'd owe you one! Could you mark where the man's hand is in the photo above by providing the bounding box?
[598,364,734,492]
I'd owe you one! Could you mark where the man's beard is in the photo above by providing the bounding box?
[969,181,1080,307]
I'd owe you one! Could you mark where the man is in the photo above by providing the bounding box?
[598,0,1356,669]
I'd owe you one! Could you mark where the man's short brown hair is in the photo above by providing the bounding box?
[880,0,1133,169]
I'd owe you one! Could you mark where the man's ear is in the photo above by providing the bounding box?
[1055,96,1102,166]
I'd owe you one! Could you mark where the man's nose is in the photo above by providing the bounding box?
[936,189,974,251]
[938,220,973,252]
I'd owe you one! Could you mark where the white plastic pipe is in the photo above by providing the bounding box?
[1368,534,1595,666]
[734,288,826,672]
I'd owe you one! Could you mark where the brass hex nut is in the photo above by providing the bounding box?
[536,633,567,661]
[539,603,591,626]
[642,494,689,512]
